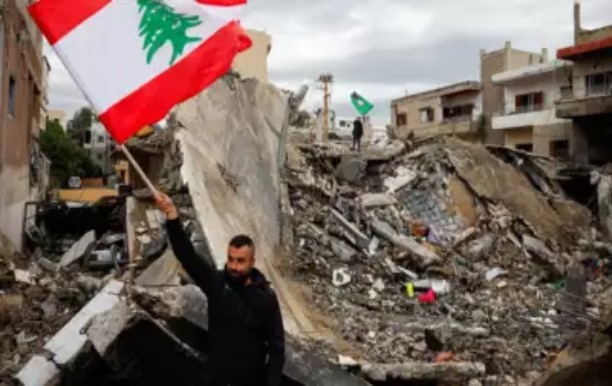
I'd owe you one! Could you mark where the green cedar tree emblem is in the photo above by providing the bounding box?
[137,0,202,65]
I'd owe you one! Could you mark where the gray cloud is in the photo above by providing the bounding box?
[45,0,612,124]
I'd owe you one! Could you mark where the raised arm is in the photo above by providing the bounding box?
[156,193,220,297]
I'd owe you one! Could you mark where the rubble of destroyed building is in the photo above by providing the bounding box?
[1,75,612,386]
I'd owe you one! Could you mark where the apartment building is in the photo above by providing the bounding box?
[84,122,115,175]
[232,29,271,83]
[0,0,48,249]
[391,81,483,141]
[481,43,550,145]
[491,60,573,158]
[555,0,612,165]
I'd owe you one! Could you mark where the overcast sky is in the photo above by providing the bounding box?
[45,0,612,125]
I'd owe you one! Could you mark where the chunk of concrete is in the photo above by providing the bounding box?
[59,230,96,268]
[371,220,441,267]
[598,175,612,241]
[361,362,486,382]
[359,193,397,209]
[335,156,365,183]
[329,208,370,249]
[43,280,124,365]
[15,355,60,386]
[135,249,181,287]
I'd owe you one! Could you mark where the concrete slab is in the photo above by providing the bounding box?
[135,249,181,287]
[15,355,60,386]
[43,280,124,365]
[59,230,95,268]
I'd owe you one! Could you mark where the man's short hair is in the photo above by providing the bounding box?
[229,235,255,249]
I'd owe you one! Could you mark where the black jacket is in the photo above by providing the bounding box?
[166,219,285,386]
[352,120,363,138]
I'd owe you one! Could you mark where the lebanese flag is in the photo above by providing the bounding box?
[29,0,252,143]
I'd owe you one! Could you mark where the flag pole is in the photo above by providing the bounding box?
[120,144,159,198]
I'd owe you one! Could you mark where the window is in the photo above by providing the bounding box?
[516,143,533,152]
[97,135,105,144]
[8,75,16,117]
[443,104,474,121]
[550,140,569,160]
[420,108,434,123]
[586,72,612,97]
[515,92,543,113]
[396,113,407,126]
[97,153,103,161]
[85,131,92,144]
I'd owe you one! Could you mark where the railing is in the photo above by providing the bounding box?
[586,83,612,97]
[514,104,544,114]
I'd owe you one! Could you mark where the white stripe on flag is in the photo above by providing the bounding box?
[54,1,228,113]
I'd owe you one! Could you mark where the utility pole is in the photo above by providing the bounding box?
[318,74,333,142]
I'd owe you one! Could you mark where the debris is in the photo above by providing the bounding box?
[59,230,96,268]
[486,267,508,282]
[598,175,612,240]
[15,355,59,386]
[39,280,124,366]
[360,361,486,382]
[333,268,351,287]
[329,208,370,249]
[371,219,441,267]
[145,209,163,230]
[14,270,34,285]
[135,249,181,287]
[372,278,385,292]
[335,156,366,183]
[137,234,152,245]
[359,193,397,209]
[418,289,436,304]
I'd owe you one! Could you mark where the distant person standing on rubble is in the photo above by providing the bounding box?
[352,116,364,152]
[155,193,285,386]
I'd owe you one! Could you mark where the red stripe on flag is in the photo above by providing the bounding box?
[99,21,252,144]
[196,0,247,6]
[29,0,111,45]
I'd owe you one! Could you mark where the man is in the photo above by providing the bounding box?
[156,194,285,386]
[352,116,363,152]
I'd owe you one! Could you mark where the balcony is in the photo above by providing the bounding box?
[556,83,612,118]
[492,105,567,130]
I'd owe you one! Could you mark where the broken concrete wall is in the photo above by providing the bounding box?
[598,175,612,241]
[446,139,588,244]
[175,77,287,268]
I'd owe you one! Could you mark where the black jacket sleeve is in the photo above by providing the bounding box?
[165,219,220,298]
[265,292,285,386]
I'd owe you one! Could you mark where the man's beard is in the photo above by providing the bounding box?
[225,267,250,286]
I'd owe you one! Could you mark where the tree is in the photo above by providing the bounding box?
[67,107,95,146]
[41,120,102,186]
[137,0,202,65]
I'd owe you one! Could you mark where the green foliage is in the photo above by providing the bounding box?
[41,120,102,186]
[137,0,202,65]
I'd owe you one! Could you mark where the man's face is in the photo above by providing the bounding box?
[225,245,255,284]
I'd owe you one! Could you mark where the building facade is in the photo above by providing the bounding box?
[0,0,47,249]
[391,81,483,141]
[47,108,67,127]
[84,122,115,175]
[555,0,612,165]
[232,29,271,83]
[480,42,549,145]
[491,60,573,158]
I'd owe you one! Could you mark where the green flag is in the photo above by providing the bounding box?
[350,91,374,116]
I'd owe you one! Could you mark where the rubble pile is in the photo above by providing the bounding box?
[0,232,104,383]
[285,137,611,383]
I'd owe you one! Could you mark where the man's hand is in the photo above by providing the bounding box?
[155,193,178,220]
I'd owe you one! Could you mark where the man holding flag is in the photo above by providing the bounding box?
[28,0,285,385]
